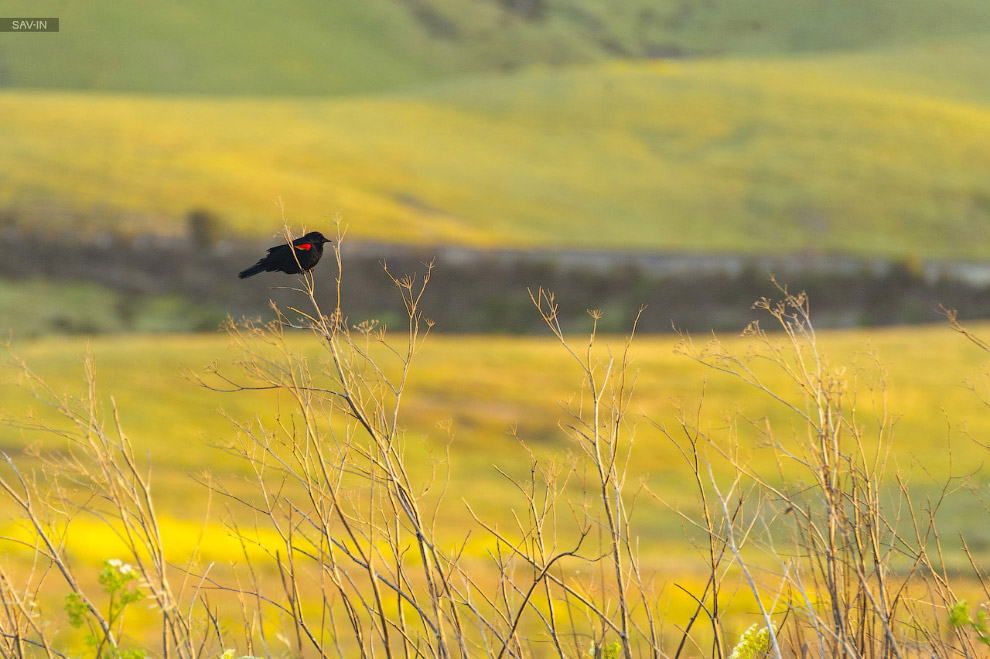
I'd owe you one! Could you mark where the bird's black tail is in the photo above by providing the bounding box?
[238,263,266,279]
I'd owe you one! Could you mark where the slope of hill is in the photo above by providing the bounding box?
[1,0,989,94]
[2,42,990,258]
[4,323,990,515]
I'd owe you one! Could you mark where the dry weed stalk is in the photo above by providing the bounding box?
[183,225,664,657]
[666,281,980,658]
[3,227,990,658]
[0,353,212,658]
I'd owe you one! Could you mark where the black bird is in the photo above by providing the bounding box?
[238,231,332,279]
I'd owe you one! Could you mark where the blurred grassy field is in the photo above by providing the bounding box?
[2,0,988,95]
[0,278,224,336]
[3,4,989,647]
[1,2,989,257]
[3,317,990,656]
[2,320,989,566]
[2,44,990,256]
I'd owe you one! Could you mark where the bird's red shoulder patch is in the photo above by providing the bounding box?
[295,243,312,251]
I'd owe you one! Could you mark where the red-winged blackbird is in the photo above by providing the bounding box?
[238,231,332,279]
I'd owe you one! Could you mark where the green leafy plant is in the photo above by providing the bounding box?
[588,639,622,659]
[728,623,775,659]
[949,600,990,647]
[217,651,261,659]
[65,559,146,659]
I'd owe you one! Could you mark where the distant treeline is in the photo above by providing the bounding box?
[2,233,988,335]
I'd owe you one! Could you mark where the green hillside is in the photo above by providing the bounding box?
[2,321,989,557]
[1,1,990,258]
[0,0,989,95]
[2,44,990,257]
[4,321,990,653]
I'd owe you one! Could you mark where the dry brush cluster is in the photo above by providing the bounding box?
[1,231,989,658]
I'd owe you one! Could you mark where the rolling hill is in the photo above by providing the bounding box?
[5,322,990,504]
[2,321,989,559]
[1,0,989,95]
[2,44,990,257]
[0,1,989,260]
